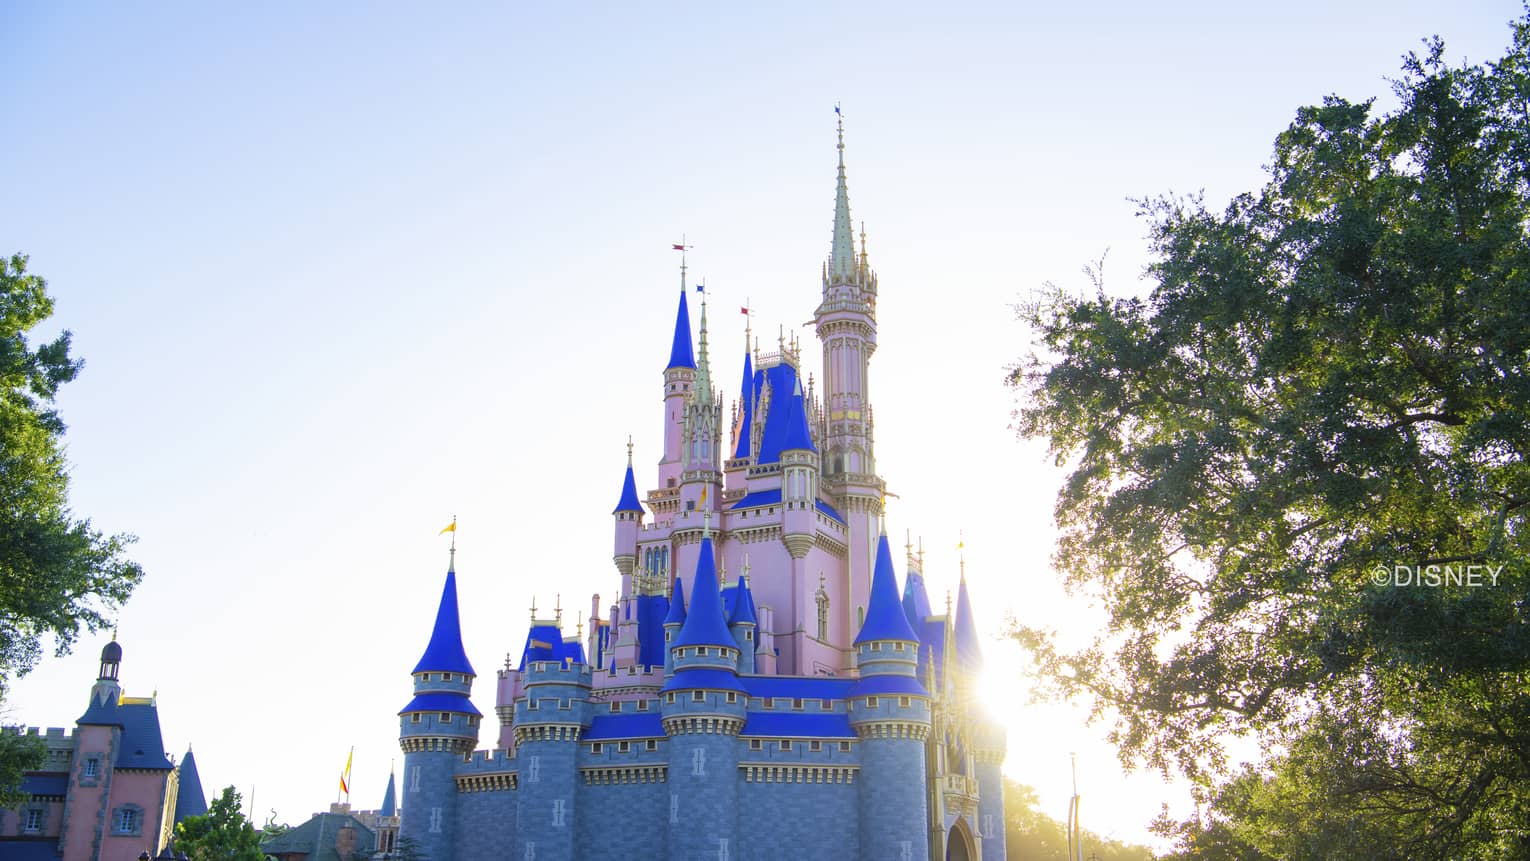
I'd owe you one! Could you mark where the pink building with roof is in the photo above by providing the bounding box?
[2,640,205,861]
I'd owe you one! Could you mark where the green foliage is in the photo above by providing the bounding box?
[0,252,143,691]
[0,252,143,809]
[1011,15,1530,859]
[393,835,427,861]
[0,729,45,809]
[1005,779,1155,861]
[176,786,263,861]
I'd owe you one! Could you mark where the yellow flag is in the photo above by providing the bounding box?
[339,748,353,796]
[700,485,708,507]
[439,522,457,535]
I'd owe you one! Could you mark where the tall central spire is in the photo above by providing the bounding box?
[830,106,855,282]
[694,284,713,405]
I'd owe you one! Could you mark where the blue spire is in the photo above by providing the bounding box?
[380,769,397,817]
[903,570,933,630]
[730,575,758,626]
[778,374,815,452]
[664,576,687,625]
[733,349,755,459]
[173,747,207,824]
[854,534,920,644]
[954,575,982,668]
[757,365,817,464]
[412,567,476,676]
[613,464,642,514]
[667,289,696,370]
[673,537,734,647]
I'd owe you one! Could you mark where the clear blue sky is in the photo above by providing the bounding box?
[4,1,1521,846]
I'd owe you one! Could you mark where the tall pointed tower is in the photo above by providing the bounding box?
[658,259,698,497]
[814,112,884,635]
[398,555,480,861]
[680,287,723,518]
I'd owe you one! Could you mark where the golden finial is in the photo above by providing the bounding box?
[504,652,513,671]
[530,596,538,621]
[576,611,584,638]
[555,594,563,626]
[626,436,633,466]
[957,531,966,580]
[918,536,925,568]
[945,590,952,615]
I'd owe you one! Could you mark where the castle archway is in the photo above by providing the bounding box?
[946,818,976,861]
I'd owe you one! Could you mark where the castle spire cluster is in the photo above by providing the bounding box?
[396,114,1007,861]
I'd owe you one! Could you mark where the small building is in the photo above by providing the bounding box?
[1,639,205,861]
[260,805,377,861]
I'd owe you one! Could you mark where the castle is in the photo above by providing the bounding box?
[397,120,1007,861]
[1,640,206,861]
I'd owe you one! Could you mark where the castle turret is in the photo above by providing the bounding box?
[613,442,644,581]
[953,569,1007,860]
[662,575,686,675]
[659,275,697,494]
[849,533,931,861]
[725,330,755,493]
[399,559,480,861]
[91,636,122,709]
[729,572,758,674]
[173,746,207,825]
[681,287,724,527]
[662,535,745,860]
[814,114,883,658]
[512,612,591,861]
[612,443,647,668]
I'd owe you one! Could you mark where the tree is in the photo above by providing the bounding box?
[1010,15,1530,858]
[393,836,427,861]
[0,253,143,688]
[176,786,263,861]
[0,252,144,800]
[0,729,44,808]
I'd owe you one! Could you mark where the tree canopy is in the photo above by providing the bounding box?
[1011,16,1530,859]
[0,253,143,797]
[0,252,142,687]
[175,786,264,861]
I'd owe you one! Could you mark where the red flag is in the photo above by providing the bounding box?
[740,307,750,315]
[672,244,686,251]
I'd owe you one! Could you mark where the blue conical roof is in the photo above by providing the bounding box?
[667,290,696,370]
[757,365,817,464]
[954,576,983,667]
[778,375,815,453]
[730,576,758,626]
[854,535,920,644]
[903,570,933,630]
[381,771,397,817]
[412,568,476,675]
[613,464,643,514]
[673,537,734,647]
[173,748,207,824]
[733,350,755,459]
[665,576,687,625]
